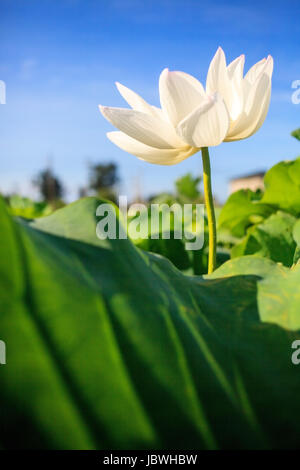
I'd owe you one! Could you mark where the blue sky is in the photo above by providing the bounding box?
[0,0,299,202]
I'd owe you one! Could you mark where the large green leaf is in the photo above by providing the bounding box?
[208,256,300,329]
[231,211,297,267]
[261,158,300,215]
[1,197,300,449]
[218,189,274,238]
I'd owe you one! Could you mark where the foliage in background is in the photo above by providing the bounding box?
[218,155,300,267]
[175,173,202,203]
[148,172,203,206]
[6,195,55,219]
[134,173,226,274]
[4,150,300,273]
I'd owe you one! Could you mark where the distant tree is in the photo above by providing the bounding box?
[88,162,119,203]
[33,168,64,203]
[291,128,300,141]
[78,187,88,199]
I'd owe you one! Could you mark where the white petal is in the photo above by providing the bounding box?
[176,93,230,148]
[227,54,245,81]
[242,57,270,105]
[243,56,273,109]
[226,56,273,140]
[100,106,185,149]
[244,58,267,84]
[262,55,274,78]
[225,71,272,141]
[150,105,166,120]
[227,55,245,120]
[115,82,156,116]
[206,47,232,111]
[115,82,167,121]
[246,86,271,138]
[159,68,206,126]
[242,56,273,138]
[107,131,198,165]
[244,57,273,114]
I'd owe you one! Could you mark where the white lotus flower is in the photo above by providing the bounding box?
[99,47,273,165]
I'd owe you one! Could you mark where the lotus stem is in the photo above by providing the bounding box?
[201,147,217,274]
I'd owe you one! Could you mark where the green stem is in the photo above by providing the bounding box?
[201,147,217,274]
